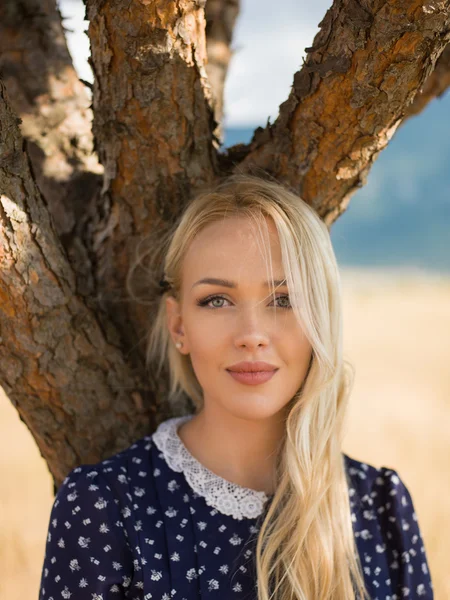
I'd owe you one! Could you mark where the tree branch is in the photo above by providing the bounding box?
[0,81,153,486]
[221,0,450,226]
[403,42,450,119]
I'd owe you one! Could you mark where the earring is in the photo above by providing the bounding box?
[175,341,183,349]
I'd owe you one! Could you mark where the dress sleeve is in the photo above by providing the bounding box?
[373,466,434,599]
[39,464,134,599]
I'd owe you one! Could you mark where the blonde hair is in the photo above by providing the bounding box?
[128,173,370,600]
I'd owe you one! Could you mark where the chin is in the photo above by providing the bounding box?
[219,394,288,421]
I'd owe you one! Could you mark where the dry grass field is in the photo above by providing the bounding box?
[1,267,449,599]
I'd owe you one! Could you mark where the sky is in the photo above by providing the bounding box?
[58,0,332,127]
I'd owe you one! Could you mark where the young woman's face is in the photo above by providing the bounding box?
[165,214,313,422]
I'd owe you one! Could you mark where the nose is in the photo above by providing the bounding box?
[233,306,270,349]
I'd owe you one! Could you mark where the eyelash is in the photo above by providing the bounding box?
[196,294,292,310]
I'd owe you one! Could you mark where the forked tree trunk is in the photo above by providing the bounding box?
[1,0,450,485]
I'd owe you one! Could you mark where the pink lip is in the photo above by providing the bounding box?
[226,361,278,372]
[227,370,278,385]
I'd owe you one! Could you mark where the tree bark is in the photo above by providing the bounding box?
[403,43,450,119]
[84,0,219,365]
[0,81,152,486]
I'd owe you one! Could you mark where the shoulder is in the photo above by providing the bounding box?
[93,433,155,479]
[343,452,406,497]
[57,434,155,503]
[343,452,422,538]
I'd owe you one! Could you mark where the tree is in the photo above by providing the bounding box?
[1,0,450,487]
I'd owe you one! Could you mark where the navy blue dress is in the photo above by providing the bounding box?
[39,415,434,599]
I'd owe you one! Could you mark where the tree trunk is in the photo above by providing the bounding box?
[1,0,450,484]
[0,81,151,485]
[84,0,220,369]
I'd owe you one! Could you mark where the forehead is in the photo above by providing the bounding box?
[182,215,283,283]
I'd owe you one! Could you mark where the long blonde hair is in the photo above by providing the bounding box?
[129,173,370,600]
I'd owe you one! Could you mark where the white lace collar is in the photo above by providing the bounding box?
[152,414,273,521]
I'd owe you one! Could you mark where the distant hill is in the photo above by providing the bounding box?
[223,90,450,274]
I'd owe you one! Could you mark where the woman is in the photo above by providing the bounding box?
[39,174,433,599]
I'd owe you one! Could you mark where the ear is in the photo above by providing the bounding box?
[165,295,190,354]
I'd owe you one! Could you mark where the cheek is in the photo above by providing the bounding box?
[184,321,226,371]
[185,313,229,346]
[283,330,312,364]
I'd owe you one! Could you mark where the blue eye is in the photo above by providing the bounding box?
[196,294,292,309]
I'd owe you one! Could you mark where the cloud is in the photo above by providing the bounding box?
[224,0,330,126]
[58,0,92,83]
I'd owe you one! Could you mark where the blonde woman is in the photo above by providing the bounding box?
[39,174,433,599]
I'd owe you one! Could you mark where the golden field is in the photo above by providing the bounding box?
[1,268,449,599]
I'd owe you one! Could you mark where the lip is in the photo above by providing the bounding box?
[226,361,278,373]
[227,369,278,385]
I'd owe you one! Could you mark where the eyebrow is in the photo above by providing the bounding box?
[192,277,287,289]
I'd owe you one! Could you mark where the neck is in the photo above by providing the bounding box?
[177,403,287,495]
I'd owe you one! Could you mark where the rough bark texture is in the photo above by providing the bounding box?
[403,42,450,119]
[85,0,219,367]
[2,0,450,483]
[221,0,450,226]
[0,81,152,486]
